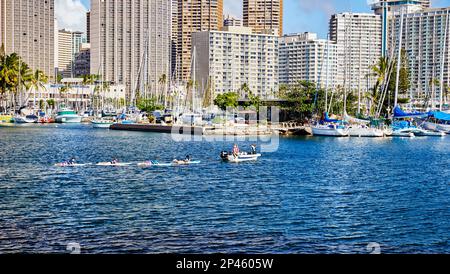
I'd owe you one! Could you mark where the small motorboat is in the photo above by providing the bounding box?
[92,119,114,129]
[13,115,37,124]
[55,108,82,123]
[220,151,261,163]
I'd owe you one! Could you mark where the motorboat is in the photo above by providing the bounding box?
[220,151,261,163]
[13,115,38,124]
[92,119,113,129]
[55,108,82,123]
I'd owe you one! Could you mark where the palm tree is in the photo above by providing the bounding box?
[158,74,167,107]
[30,70,48,109]
[240,83,251,99]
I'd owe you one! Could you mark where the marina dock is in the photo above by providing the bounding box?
[110,123,204,135]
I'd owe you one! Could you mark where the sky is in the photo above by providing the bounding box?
[57,0,450,39]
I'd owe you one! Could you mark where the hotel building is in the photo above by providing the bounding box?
[0,0,55,79]
[192,26,278,99]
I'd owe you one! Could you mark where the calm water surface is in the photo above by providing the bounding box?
[0,124,449,254]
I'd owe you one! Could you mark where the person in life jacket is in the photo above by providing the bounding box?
[232,144,240,157]
[250,144,257,155]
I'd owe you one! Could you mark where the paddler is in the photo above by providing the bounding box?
[111,157,119,164]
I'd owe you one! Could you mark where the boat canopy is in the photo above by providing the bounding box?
[430,111,450,121]
[393,106,428,118]
[322,112,341,123]
[344,113,370,124]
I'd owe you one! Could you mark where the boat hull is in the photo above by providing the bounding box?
[348,127,384,137]
[223,154,261,163]
[55,115,82,123]
[13,117,36,124]
[312,126,349,137]
[92,121,113,128]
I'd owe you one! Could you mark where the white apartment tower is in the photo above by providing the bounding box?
[91,0,171,96]
[192,27,278,99]
[387,7,450,102]
[329,13,383,94]
[0,0,55,79]
[58,29,84,78]
[279,32,341,89]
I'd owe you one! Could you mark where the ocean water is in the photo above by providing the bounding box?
[0,124,449,254]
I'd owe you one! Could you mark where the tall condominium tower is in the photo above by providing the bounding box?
[243,0,283,36]
[371,0,430,56]
[58,29,84,78]
[192,26,278,99]
[371,0,430,15]
[0,0,55,79]
[388,7,450,103]
[176,0,223,82]
[91,0,171,96]
[86,11,91,43]
[279,32,341,89]
[329,13,382,95]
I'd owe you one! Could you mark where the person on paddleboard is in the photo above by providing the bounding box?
[67,157,76,165]
[111,157,119,164]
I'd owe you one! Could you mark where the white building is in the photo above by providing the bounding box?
[329,13,383,93]
[58,29,85,78]
[279,32,341,88]
[224,15,242,27]
[27,79,126,111]
[387,7,450,103]
[0,0,55,79]
[91,0,171,96]
[192,26,278,99]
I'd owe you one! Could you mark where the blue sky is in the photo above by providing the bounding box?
[66,0,450,39]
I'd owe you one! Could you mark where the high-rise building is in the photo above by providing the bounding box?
[329,13,382,93]
[91,0,171,96]
[243,0,283,36]
[176,0,223,81]
[224,15,242,27]
[192,26,278,99]
[86,11,91,43]
[0,0,55,79]
[57,29,84,78]
[387,7,450,102]
[74,43,91,77]
[371,0,430,15]
[171,0,178,78]
[279,33,341,88]
[371,0,430,56]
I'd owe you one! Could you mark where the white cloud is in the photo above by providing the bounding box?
[55,0,87,32]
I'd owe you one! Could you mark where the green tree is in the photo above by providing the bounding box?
[136,96,164,113]
[214,92,239,111]
[30,69,48,107]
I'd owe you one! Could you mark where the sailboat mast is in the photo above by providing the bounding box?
[192,46,196,113]
[325,34,330,113]
[439,10,449,111]
[394,8,405,109]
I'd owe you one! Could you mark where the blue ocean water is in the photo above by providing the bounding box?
[0,124,449,254]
